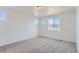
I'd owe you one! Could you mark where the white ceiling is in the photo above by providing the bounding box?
[35,6,76,17]
[0,6,76,17]
[7,6,34,15]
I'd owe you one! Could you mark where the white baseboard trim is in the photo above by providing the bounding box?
[0,36,37,47]
[39,36,76,43]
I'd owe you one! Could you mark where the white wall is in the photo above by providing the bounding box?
[0,7,37,46]
[76,7,79,52]
[39,10,76,42]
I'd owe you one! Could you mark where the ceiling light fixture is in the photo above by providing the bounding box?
[36,6,41,8]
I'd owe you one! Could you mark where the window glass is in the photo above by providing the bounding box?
[48,16,60,31]
[0,11,6,22]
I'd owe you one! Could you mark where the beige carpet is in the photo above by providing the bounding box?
[0,37,77,53]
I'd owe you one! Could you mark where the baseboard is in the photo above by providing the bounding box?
[39,36,76,43]
[0,36,37,47]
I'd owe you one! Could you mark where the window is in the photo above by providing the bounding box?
[48,16,60,31]
[0,11,6,22]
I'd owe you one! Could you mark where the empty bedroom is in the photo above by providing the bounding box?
[0,6,78,53]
